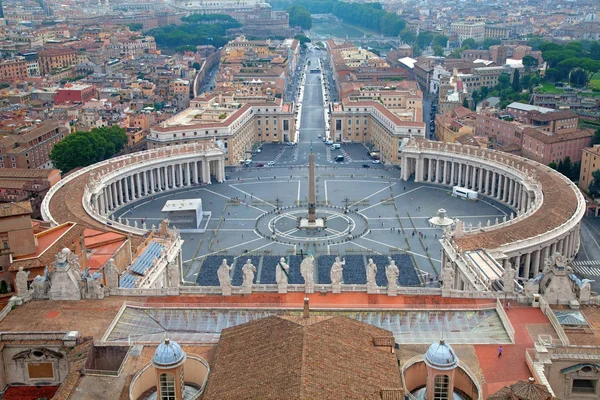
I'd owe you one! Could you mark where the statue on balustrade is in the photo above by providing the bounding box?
[330,257,345,293]
[366,258,378,293]
[386,260,399,296]
[276,257,290,293]
[301,254,315,293]
[15,267,30,298]
[441,264,455,290]
[241,259,256,293]
[503,263,516,294]
[217,259,233,296]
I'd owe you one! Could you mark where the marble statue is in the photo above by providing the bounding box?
[503,263,516,293]
[105,258,119,289]
[386,260,399,296]
[330,257,345,293]
[157,219,170,237]
[241,259,256,293]
[15,267,30,298]
[366,258,378,293]
[31,274,50,299]
[49,248,83,301]
[442,264,455,290]
[580,279,593,302]
[217,259,233,296]
[276,257,290,293]
[300,254,315,293]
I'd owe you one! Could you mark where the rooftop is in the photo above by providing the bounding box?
[203,315,402,400]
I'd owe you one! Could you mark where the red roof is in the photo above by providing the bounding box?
[2,385,59,400]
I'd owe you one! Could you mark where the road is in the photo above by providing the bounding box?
[573,216,600,292]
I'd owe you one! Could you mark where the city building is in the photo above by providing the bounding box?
[54,84,97,105]
[37,48,78,76]
[450,20,486,42]
[0,59,28,81]
[0,121,71,169]
[578,145,600,193]
[0,168,61,216]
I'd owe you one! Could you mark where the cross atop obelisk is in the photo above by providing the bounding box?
[308,143,316,223]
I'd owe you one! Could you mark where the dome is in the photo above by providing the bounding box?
[584,13,598,22]
[152,338,186,368]
[424,340,459,370]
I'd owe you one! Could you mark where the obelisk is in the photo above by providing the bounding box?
[308,146,316,223]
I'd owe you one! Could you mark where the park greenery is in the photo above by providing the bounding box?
[50,126,128,173]
[269,0,405,36]
[147,14,241,50]
[536,41,600,87]
[288,5,312,30]
[294,34,312,45]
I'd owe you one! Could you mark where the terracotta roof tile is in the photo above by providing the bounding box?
[203,315,402,400]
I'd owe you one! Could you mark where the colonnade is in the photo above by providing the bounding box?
[403,156,534,214]
[93,158,225,216]
[402,154,581,280]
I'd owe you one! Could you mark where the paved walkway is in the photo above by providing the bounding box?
[474,306,552,397]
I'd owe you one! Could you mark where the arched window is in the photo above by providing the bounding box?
[433,374,450,400]
[159,373,176,400]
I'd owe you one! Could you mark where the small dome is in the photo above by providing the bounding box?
[425,340,459,370]
[152,338,186,368]
[584,13,598,22]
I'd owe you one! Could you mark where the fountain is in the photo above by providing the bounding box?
[428,208,455,227]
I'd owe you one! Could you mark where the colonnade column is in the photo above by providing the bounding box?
[436,159,442,183]
[202,160,211,184]
[471,166,477,189]
[457,163,462,187]
[485,170,490,195]
[135,173,141,198]
[478,168,484,193]
[532,249,541,278]
[142,171,148,196]
[428,159,433,182]
[149,169,155,194]
[171,165,176,188]
[523,252,531,280]
[450,162,455,186]
[107,185,113,210]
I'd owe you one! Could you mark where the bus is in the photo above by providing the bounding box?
[452,186,478,200]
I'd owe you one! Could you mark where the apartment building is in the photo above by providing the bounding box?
[484,25,512,39]
[0,121,71,169]
[450,20,485,42]
[37,48,78,76]
[0,59,28,81]
[54,84,97,105]
[579,145,600,192]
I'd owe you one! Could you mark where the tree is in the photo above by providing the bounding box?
[497,73,511,91]
[128,23,143,32]
[461,38,477,50]
[549,162,558,170]
[50,127,128,173]
[593,128,600,145]
[400,29,416,45]
[287,5,312,30]
[482,38,501,50]
[417,31,434,50]
[512,69,521,92]
[433,45,444,57]
[294,34,311,44]
[570,68,587,87]
[192,62,201,70]
[522,55,538,73]
[432,34,448,48]
[589,170,600,197]
[462,97,469,108]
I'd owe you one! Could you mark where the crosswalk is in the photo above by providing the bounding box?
[572,260,600,277]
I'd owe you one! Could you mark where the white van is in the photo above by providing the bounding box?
[245,159,252,166]
[452,186,478,200]
[332,143,341,149]
[325,140,333,145]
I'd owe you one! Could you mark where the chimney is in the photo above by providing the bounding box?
[303,297,310,319]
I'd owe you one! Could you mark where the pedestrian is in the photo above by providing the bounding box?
[498,346,503,357]
[506,301,510,310]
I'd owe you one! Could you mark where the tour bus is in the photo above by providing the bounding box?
[452,186,478,200]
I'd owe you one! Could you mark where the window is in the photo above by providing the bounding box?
[572,379,596,394]
[159,373,176,400]
[433,375,449,400]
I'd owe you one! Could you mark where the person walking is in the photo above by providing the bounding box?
[498,346,503,357]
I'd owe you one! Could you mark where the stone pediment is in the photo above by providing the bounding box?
[13,348,64,361]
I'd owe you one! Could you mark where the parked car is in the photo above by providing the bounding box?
[362,164,371,168]
[372,160,381,164]
[267,161,275,166]
[257,163,265,167]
